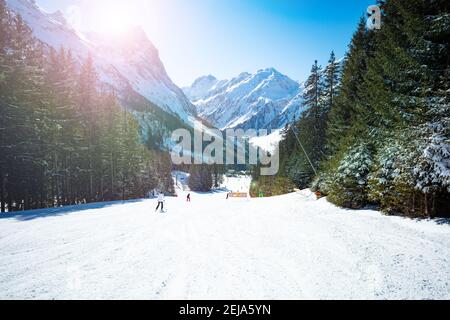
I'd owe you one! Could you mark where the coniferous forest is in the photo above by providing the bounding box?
[0,0,174,212]
[255,0,449,218]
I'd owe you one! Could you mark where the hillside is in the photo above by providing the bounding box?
[5,0,197,143]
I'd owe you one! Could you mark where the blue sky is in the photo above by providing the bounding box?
[37,0,374,87]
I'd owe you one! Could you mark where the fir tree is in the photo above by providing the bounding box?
[323,51,341,115]
[327,18,374,153]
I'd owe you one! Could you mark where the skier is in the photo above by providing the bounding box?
[187,193,191,202]
[155,192,165,213]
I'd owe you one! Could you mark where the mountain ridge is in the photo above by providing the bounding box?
[5,0,196,125]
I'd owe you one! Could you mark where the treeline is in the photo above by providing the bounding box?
[173,164,225,192]
[0,0,173,212]
[261,0,449,217]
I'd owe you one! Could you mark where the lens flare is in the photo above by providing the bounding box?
[97,3,135,36]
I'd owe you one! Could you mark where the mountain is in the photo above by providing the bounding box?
[5,0,196,124]
[183,68,306,130]
[182,75,220,103]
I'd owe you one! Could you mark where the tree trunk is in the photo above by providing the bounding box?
[7,193,12,213]
[89,153,93,202]
[54,151,59,207]
[24,192,29,211]
[111,151,114,200]
[431,192,436,218]
[101,176,104,201]
[62,156,67,205]
[0,169,5,213]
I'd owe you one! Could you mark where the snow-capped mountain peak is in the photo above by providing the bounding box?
[182,75,219,103]
[183,68,305,130]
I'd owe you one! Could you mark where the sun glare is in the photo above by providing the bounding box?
[98,4,135,36]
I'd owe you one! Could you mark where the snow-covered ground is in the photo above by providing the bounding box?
[0,176,449,300]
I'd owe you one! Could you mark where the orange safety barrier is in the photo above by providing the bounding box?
[228,192,248,198]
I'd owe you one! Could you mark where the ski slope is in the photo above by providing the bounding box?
[0,177,449,300]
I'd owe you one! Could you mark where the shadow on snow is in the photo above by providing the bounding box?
[0,199,146,222]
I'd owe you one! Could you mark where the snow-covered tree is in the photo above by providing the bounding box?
[328,142,374,208]
[414,120,450,194]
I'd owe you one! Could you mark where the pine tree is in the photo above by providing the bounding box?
[327,18,375,153]
[322,51,341,156]
[303,60,323,119]
[77,54,100,201]
[275,59,331,189]
[323,51,341,119]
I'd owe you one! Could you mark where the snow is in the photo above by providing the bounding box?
[249,129,283,153]
[1,176,449,300]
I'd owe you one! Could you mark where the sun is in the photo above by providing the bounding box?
[97,4,134,36]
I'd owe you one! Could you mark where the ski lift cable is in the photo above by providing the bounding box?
[290,125,318,176]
